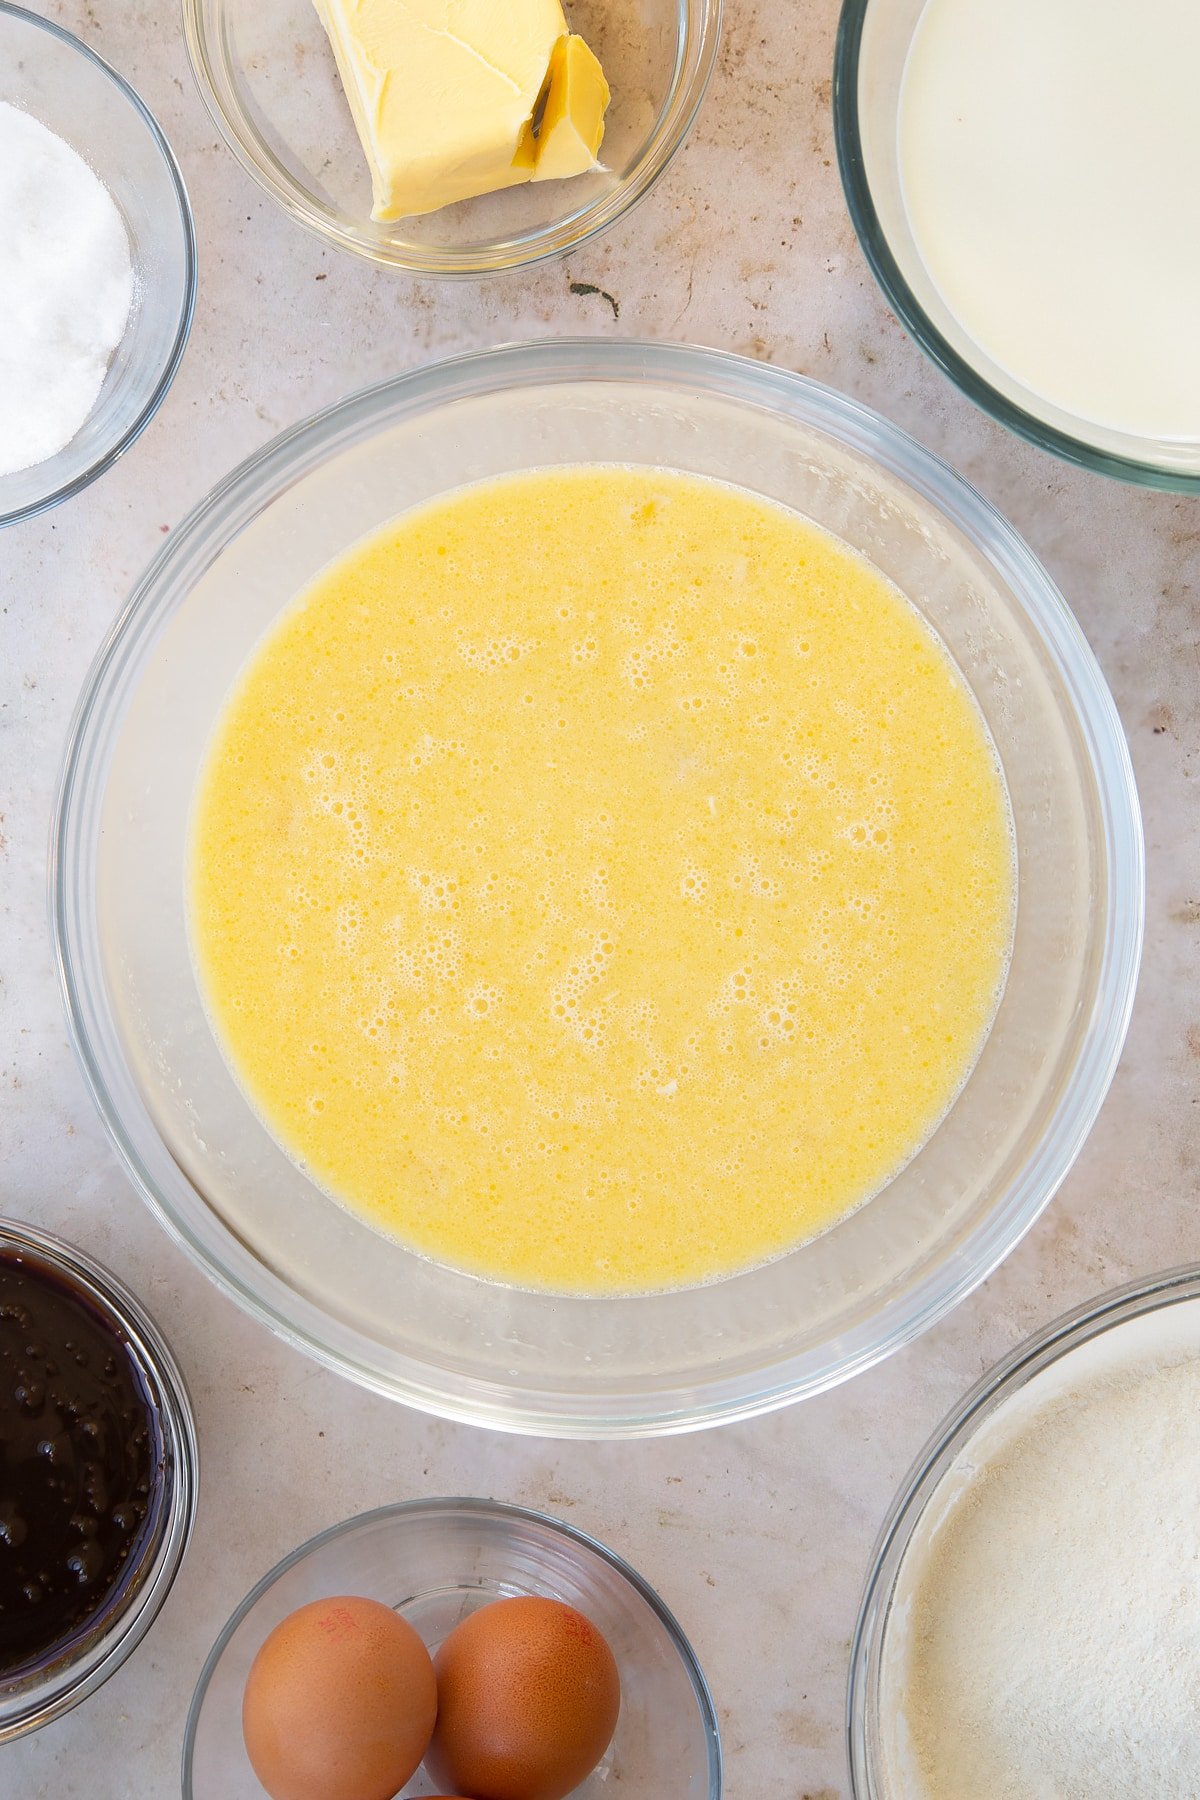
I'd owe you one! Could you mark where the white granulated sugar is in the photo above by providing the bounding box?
[0,101,133,479]
[888,1307,1200,1799]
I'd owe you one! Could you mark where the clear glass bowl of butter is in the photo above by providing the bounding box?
[183,0,721,273]
[52,339,1143,1437]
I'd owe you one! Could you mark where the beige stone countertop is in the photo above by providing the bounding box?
[2,0,1198,1794]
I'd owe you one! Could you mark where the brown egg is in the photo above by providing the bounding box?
[427,1595,621,1800]
[242,1594,437,1800]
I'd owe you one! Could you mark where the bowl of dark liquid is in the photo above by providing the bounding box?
[0,1218,197,1740]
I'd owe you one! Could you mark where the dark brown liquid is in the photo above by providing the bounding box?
[0,1249,160,1678]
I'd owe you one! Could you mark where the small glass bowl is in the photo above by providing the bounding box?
[0,1217,198,1742]
[833,0,1200,490]
[182,0,720,274]
[0,4,196,528]
[183,1497,722,1797]
[847,1264,1200,1796]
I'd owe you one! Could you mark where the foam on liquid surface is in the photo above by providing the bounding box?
[189,468,1013,1292]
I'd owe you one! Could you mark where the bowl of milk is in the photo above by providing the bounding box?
[834,0,1200,487]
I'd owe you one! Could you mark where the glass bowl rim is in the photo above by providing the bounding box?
[832,0,1200,493]
[181,0,723,276]
[180,1493,724,1799]
[0,0,197,529]
[51,336,1144,1437]
[0,1215,199,1742]
[845,1262,1200,1795]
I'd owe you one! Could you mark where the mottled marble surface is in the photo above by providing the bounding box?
[2,1,1198,1794]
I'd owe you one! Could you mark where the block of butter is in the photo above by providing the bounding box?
[313,0,611,221]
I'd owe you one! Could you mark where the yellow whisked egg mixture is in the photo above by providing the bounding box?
[189,467,1013,1293]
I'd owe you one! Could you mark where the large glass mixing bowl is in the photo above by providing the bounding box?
[52,340,1143,1437]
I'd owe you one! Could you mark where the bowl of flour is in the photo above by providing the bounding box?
[850,1266,1200,1800]
[0,4,195,527]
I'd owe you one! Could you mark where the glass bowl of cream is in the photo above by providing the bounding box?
[183,0,720,274]
[52,339,1142,1437]
[835,0,1200,489]
[849,1266,1200,1797]
[0,4,195,529]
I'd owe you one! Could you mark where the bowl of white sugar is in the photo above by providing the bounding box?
[835,0,1200,488]
[0,4,195,527]
[850,1265,1200,1798]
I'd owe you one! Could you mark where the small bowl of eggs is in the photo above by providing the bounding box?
[183,1496,722,1799]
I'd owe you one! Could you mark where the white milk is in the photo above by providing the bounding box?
[898,0,1200,441]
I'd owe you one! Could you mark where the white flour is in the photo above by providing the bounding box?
[886,1303,1200,1798]
[0,101,133,479]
